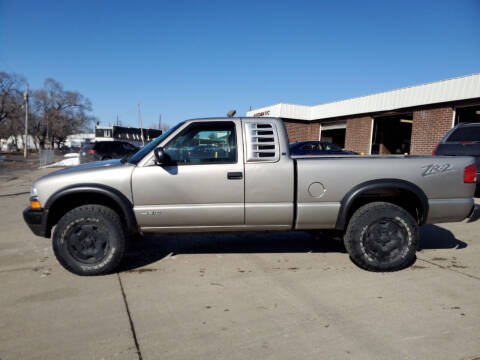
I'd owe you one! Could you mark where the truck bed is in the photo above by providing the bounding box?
[293,155,475,229]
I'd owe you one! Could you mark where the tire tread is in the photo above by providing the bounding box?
[344,201,418,272]
[52,204,125,276]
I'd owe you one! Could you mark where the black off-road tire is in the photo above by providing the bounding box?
[344,202,419,272]
[52,205,126,276]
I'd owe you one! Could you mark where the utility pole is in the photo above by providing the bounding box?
[116,113,119,126]
[23,83,29,158]
[46,117,49,149]
[137,103,145,146]
[158,114,161,130]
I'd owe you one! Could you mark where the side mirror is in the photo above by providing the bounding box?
[154,147,169,164]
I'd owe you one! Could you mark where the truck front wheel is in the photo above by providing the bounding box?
[52,205,126,276]
[344,202,418,271]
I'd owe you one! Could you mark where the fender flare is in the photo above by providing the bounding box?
[335,179,429,230]
[44,183,138,234]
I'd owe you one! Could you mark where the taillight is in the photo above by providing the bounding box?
[432,144,439,155]
[87,149,97,154]
[464,164,477,183]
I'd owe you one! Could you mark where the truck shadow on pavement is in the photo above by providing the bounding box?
[118,225,467,272]
[418,224,467,250]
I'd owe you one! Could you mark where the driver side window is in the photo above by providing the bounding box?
[164,122,237,164]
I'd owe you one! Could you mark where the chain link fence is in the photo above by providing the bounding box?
[39,149,55,167]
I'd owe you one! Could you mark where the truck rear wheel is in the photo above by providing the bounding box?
[344,202,418,271]
[52,205,126,276]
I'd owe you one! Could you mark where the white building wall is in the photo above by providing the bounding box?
[65,133,95,148]
[1,135,37,151]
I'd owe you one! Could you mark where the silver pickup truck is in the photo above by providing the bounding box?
[23,117,478,275]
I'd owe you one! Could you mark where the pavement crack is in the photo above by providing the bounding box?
[0,191,30,197]
[117,273,143,360]
[0,265,48,274]
[417,257,480,281]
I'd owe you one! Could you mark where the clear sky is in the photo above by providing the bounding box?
[1,0,479,128]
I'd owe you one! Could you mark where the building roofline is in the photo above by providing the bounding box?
[246,73,480,121]
[315,72,480,107]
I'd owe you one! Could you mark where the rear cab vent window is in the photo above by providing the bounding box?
[244,120,280,162]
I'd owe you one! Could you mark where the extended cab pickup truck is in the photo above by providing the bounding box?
[23,117,479,275]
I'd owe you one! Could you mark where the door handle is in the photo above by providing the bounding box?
[227,172,243,180]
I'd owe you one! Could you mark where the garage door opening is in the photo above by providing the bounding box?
[320,122,346,148]
[456,105,480,124]
[371,115,412,155]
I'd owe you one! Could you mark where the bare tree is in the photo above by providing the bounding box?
[33,78,94,148]
[0,72,26,149]
[0,72,25,124]
[0,72,97,151]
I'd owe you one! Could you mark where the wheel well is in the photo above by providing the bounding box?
[341,187,426,229]
[47,192,127,234]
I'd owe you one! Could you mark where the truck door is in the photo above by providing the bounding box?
[242,119,294,229]
[131,120,245,230]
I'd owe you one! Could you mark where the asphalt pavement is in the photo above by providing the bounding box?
[1,167,479,360]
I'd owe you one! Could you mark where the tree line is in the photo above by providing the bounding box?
[0,71,95,150]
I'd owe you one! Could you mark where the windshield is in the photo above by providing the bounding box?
[447,125,480,142]
[126,121,185,164]
[81,143,95,151]
[322,143,341,151]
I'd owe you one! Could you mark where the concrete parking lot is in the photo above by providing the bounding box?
[1,166,479,360]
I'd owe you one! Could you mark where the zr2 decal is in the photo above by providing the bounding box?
[422,163,452,177]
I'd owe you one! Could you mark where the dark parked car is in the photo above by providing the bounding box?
[79,141,139,164]
[433,122,480,195]
[289,141,357,156]
[59,145,82,154]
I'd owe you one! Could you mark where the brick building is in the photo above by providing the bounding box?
[246,74,480,155]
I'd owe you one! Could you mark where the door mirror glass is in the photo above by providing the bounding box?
[154,147,169,164]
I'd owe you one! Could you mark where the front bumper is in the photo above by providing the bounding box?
[23,208,50,237]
